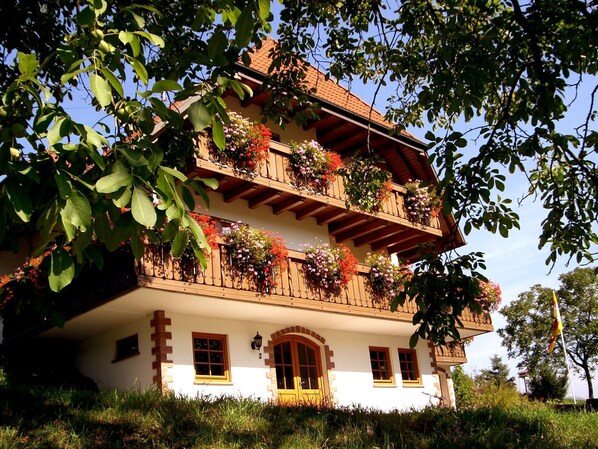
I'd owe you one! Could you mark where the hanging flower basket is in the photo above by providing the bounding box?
[289,140,343,193]
[404,180,442,226]
[365,252,411,303]
[212,112,271,173]
[303,243,358,296]
[223,223,288,292]
[340,157,392,213]
[475,280,502,313]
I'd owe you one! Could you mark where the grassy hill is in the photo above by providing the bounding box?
[0,377,596,448]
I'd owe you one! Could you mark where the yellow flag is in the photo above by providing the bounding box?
[547,291,563,352]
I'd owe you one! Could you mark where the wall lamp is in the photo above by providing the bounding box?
[251,331,263,359]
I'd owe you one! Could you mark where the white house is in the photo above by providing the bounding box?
[0,39,492,411]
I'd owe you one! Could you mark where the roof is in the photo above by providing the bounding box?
[244,38,418,140]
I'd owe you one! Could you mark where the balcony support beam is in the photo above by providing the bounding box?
[296,203,327,221]
[273,197,305,215]
[249,190,282,209]
[335,220,387,243]
[354,224,404,247]
[329,215,370,236]
[371,229,420,252]
[223,183,258,203]
[317,209,348,226]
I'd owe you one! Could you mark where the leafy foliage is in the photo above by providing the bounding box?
[528,365,569,402]
[394,251,488,346]
[340,157,392,213]
[499,267,598,398]
[477,354,515,388]
[272,0,597,266]
[1,0,596,348]
[0,1,271,302]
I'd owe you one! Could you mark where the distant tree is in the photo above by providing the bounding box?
[451,365,475,409]
[499,267,598,398]
[528,365,568,402]
[477,354,515,388]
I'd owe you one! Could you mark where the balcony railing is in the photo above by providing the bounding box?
[192,138,442,237]
[434,342,468,364]
[137,243,492,331]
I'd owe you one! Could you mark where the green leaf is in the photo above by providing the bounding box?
[181,185,196,211]
[258,0,270,21]
[212,118,225,150]
[48,248,75,292]
[96,172,133,193]
[162,220,178,242]
[199,177,218,190]
[113,186,132,208]
[119,31,140,56]
[5,182,32,222]
[129,57,149,85]
[235,7,254,48]
[61,190,92,231]
[159,166,188,182]
[207,31,227,61]
[187,100,210,132]
[130,233,144,260]
[171,230,189,257]
[47,117,71,145]
[409,333,419,349]
[17,52,39,78]
[76,6,95,26]
[101,67,124,98]
[131,187,157,227]
[152,80,182,92]
[83,125,109,149]
[54,171,73,199]
[89,73,113,107]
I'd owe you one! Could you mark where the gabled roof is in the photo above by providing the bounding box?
[240,38,420,144]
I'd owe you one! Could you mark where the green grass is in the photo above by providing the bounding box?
[0,382,596,448]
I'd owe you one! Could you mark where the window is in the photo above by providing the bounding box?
[113,334,139,362]
[397,349,421,385]
[369,347,394,385]
[192,333,230,382]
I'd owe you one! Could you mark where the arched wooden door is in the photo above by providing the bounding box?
[273,336,324,404]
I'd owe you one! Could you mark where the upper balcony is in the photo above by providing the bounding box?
[137,242,493,336]
[187,138,445,259]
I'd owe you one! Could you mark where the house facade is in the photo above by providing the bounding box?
[0,40,492,411]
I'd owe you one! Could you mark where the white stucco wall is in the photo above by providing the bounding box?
[164,313,438,411]
[76,314,154,391]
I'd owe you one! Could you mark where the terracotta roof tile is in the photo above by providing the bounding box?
[246,38,415,139]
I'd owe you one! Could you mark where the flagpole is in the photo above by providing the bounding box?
[559,328,577,405]
[553,292,576,405]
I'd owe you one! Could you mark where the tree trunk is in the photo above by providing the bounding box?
[583,365,594,399]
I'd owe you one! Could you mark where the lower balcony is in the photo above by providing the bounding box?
[137,243,493,335]
[434,342,468,365]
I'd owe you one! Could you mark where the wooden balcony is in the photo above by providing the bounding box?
[187,139,444,258]
[137,243,493,333]
[434,342,468,365]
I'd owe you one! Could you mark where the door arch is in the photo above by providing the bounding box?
[272,335,325,404]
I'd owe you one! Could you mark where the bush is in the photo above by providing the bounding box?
[528,366,568,402]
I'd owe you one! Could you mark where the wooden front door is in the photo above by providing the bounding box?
[273,336,324,404]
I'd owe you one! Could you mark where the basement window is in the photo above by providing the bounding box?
[112,334,139,363]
